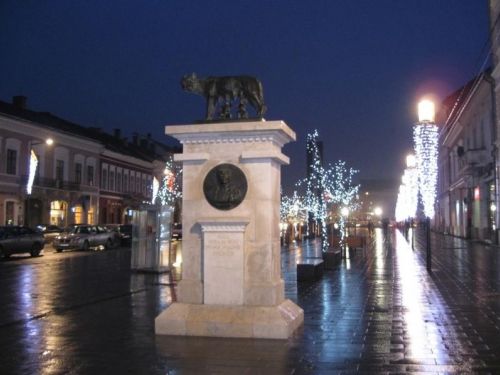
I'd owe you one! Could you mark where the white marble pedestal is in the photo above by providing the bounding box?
[155,120,303,339]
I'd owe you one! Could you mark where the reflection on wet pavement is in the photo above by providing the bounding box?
[1,228,500,373]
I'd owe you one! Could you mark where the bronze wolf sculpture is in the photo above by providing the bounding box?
[181,73,267,120]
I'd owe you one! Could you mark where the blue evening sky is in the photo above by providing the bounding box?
[0,1,490,192]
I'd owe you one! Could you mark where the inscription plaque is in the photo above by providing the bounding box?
[204,232,244,305]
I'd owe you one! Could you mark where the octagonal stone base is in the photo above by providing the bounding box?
[155,299,303,339]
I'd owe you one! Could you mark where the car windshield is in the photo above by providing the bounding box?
[65,226,90,234]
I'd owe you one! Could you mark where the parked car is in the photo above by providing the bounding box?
[172,223,182,240]
[0,226,45,258]
[103,224,132,247]
[36,224,63,243]
[53,224,116,252]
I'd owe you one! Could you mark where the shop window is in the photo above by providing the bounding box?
[5,201,15,225]
[73,205,83,224]
[87,207,94,225]
[50,200,67,227]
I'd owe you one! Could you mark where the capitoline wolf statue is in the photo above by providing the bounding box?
[181,73,267,121]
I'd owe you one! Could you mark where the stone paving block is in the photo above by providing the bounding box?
[3,231,500,373]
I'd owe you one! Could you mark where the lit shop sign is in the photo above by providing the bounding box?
[26,150,38,195]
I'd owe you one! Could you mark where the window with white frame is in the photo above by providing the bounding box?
[87,165,94,186]
[109,170,115,191]
[75,163,82,184]
[117,171,122,192]
[6,149,17,175]
[102,169,108,190]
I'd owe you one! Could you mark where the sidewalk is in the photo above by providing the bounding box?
[1,229,500,373]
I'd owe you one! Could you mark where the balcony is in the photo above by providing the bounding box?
[22,175,81,191]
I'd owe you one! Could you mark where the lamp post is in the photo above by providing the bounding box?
[341,206,349,258]
[413,99,438,271]
[405,154,418,248]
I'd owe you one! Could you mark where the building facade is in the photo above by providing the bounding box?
[489,0,500,242]
[0,96,177,228]
[436,72,496,241]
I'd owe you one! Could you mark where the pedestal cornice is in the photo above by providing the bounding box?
[197,217,250,232]
[165,120,296,147]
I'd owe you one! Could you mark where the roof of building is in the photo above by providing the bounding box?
[0,97,179,162]
[439,68,492,133]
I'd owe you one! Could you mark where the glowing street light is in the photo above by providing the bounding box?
[418,99,435,123]
[374,206,382,217]
[406,154,416,168]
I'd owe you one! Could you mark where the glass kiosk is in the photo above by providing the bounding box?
[131,204,173,273]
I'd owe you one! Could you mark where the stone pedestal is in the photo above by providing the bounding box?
[155,120,303,339]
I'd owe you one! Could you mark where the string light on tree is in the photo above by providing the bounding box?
[280,190,307,224]
[303,130,327,246]
[296,130,360,252]
[154,157,182,206]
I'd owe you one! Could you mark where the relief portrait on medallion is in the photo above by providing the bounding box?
[203,164,247,210]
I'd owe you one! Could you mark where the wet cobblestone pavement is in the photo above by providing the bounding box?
[1,228,500,374]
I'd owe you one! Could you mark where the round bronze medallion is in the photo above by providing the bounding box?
[203,164,247,210]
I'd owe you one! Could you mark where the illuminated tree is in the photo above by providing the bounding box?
[296,130,360,251]
[280,190,308,243]
[155,158,182,206]
[280,190,307,224]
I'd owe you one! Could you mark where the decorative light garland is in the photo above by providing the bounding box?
[26,149,38,195]
[413,122,438,218]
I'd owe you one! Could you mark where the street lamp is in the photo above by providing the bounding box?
[413,98,438,271]
[27,138,54,195]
